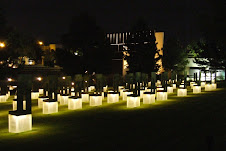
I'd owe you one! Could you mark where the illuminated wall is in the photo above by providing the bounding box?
[155,32,164,74]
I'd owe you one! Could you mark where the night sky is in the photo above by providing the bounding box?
[2,0,214,44]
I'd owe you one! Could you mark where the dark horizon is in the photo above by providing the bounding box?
[2,0,216,44]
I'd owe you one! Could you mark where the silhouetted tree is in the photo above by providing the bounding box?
[125,18,160,74]
[162,38,188,73]
[61,13,113,74]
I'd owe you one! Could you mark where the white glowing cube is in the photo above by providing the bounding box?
[107,93,119,103]
[193,86,201,94]
[177,88,187,96]
[127,95,140,108]
[90,95,102,106]
[211,83,217,90]
[156,91,168,100]
[167,86,173,94]
[122,91,133,101]
[43,101,58,114]
[172,84,176,89]
[201,82,206,88]
[38,97,48,108]
[31,92,39,100]
[39,89,44,95]
[60,95,69,105]
[12,100,26,110]
[0,95,7,102]
[81,93,89,102]
[205,84,213,91]
[14,95,17,99]
[140,89,145,99]
[8,113,32,133]
[143,92,155,104]
[68,97,82,110]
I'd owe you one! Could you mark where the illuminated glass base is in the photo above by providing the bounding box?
[177,88,187,96]
[107,93,119,103]
[122,91,133,101]
[167,87,173,94]
[43,101,58,114]
[127,95,140,108]
[81,93,89,102]
[38,97,49,108]
[193,86,201,94]
[156,91,168,100]
[68,97,82,110]
[90,95,102,106]
[8,113,32,133]
[60,95,69,105]
[31,92,39,100]
[143,93,155,104]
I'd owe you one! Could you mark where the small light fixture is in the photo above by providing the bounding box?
[37,77,42,81]
[62,76,66,80]
[8,78,13,82]
[72,82,74,85]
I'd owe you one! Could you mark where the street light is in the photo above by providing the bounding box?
[0,42,5,48]
[38,41,43,45]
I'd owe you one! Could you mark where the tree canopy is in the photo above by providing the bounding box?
[125,18,160,74]
[61,13,113,74]
[162,38,188,72]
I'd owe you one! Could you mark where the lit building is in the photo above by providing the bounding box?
[107,31,164,76]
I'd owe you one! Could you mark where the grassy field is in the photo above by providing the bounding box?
[0,85,225,151]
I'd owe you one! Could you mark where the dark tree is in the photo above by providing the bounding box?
[61,13,113,74]
[125,18,160,74]
[162,38,188,73]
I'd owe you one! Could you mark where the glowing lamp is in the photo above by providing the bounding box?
[143,92,155,104]
[81,93,89,102]
[8,112,32,133]
[68,96,82,110]
[190,82,196,89]
[90,94,102,106]
[37,77,42,81]
[156,91,168,101]
[12,99,26,110]
[0,95,7,102]
[0,42,5,48]
[43,99,58,114]
[38,96,48,108]
[120,88,127,96]
[193,85,201,94]
[177,88,187,96]
[107,92,119,103]
[205,84,213,91]
[8,78,13,82]
[31,91,39,100]
[127,94,140,108]
[122,90,133,101]
[71,87,75,91]
[60,95,69,105]
[167,86,173,93]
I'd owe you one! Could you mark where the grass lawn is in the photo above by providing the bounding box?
[0,85,225,151]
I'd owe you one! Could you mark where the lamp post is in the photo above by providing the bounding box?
[0,42,5,48]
